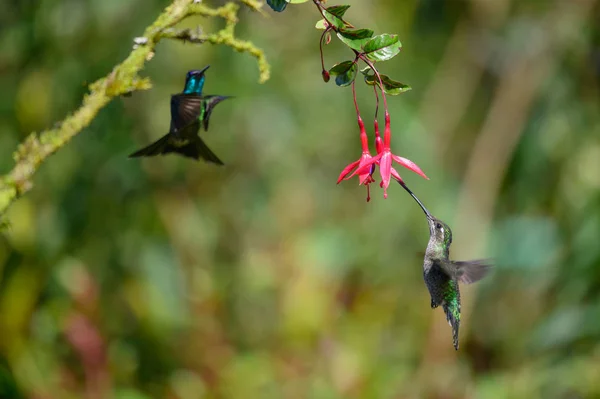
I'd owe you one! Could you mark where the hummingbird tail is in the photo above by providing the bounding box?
[129,134,171,158]
[454,260,493,284]
[176,136,224,165]
[129,134,224,165]
[442,281,461,350]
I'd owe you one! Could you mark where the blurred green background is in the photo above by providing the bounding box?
[1,0,599,398]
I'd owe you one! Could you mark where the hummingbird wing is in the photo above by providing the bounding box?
[201,95,231,131]
[437,259,492,285]
[452,260,493,284]
[170,94,205,131]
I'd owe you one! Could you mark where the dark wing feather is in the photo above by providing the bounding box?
[201,95,231,131]
[170,94,204,131]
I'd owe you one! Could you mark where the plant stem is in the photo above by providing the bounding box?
[319,29,329,73]
[358,55,388,115]
[351,80,361,119]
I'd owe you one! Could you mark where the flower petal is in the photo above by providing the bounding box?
[358,173,371,185]
[357,154,375,184]
[379,152,392,198]
[390,166,404,183]
[337,159,361,183]
[392,155,429,180]
[349,153,382,179]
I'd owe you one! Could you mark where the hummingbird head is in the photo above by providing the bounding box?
[427,216,453,249]
[183,65,210,95]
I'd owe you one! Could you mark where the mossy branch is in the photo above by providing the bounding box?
[0,0,269,222]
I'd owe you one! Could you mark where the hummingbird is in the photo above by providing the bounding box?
[397,180,492,350]
[129,65,231,163]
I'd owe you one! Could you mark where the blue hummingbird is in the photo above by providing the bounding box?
[129,65,231,163]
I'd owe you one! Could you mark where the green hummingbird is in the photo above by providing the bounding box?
[398,181,492,350]
[129,65,231,163]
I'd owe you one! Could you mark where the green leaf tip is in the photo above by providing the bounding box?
[326,5,351,18]
[322,4,354,30]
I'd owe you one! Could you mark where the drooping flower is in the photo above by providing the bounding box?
[337,116,376,201]
[349,111,428,198]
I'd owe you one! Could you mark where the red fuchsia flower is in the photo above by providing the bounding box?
[373,118,405,187]
[337,116,376,201]
[350,111,428,198]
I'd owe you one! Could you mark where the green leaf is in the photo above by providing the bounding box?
[337,29,374,51]
[266,0,288,12]
[361,69,411,95]
[329,61,358,87]
[315,19,328,29]
[326,5,351,18]
[288,0,310,3]
[322,9,346,30]
[322,5,353,29]
[362,34,402,62]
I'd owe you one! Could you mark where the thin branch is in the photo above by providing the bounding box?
[0,0,270,222]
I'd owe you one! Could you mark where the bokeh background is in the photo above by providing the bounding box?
[1,0,599,398]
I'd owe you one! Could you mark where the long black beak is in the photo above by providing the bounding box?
[199,65,210,74]
[397,180,432,219]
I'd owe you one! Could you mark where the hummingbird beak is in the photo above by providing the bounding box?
[199,65,210,75]
[396,180,433,219]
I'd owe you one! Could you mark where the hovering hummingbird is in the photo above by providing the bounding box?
[129,65,231,163]
[398,181,492,350]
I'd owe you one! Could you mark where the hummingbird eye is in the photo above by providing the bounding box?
[436,223,442,229]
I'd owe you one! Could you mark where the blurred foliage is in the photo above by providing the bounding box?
[0,0,599,398]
